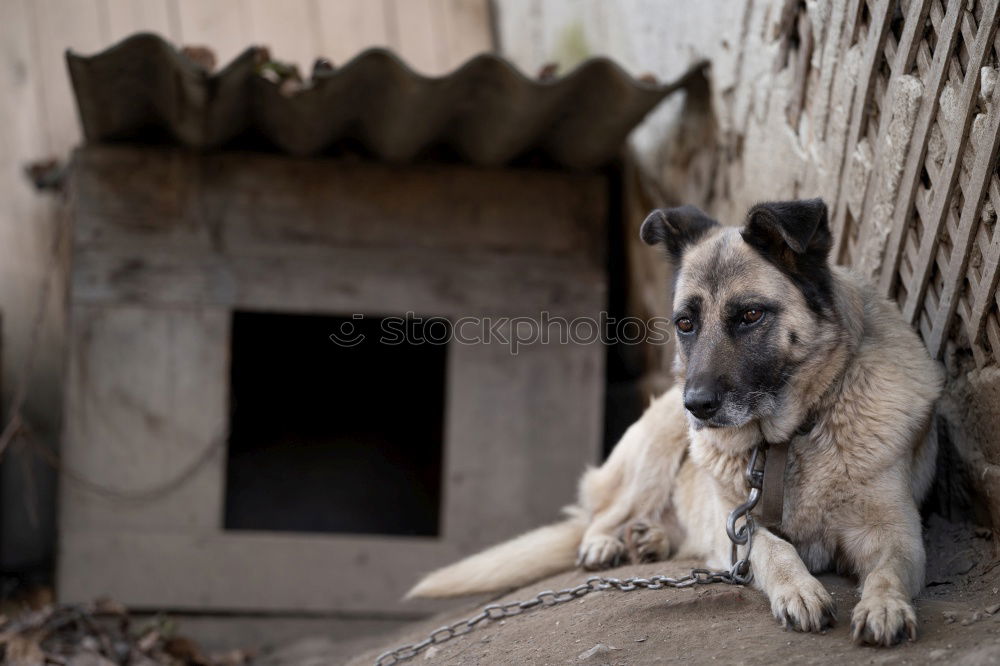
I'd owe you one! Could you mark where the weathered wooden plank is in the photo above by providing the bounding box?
[313,0,391,64]
[962,301,990,366]
[902,3,1000,324]
[246,0,320,71]
[853,0,933,272]
[71,248,604,318]
[971,182,1000,341]
[65,141,608,613]
[915,38,931,76]
[987,316,1000,364]
[830,0,894,259]
[29,0,107,153]
[0,0,57,226]
[813,0,852,142]
[440,0,494,65]
[914,183,931,220]
[103,0,176,43]
[0,0,68,571]
[174,0,251,67]
[214,162,604,261]
[60,306,229,531]
[784,8,814,127]
[387,0,448,74]
[71,147,197,223]
[72,147,607,264]
[440,328,604,549]
[959,8,978,65]
[59,529,465,614]
[58,300,605,614]
[878,0,966,296]
[860,0,932,173]
[69,144,609,330]
[59,322,603,613]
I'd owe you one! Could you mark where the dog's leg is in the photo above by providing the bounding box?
[577,386,689,570]
[749,527,837,632]
[842,501,923,646]
[624,520,671,563]
[577,506,630,569]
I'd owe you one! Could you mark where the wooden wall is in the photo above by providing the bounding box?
[0,0,492,571]
[59,146,606,613]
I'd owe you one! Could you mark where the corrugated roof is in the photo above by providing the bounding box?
[66,33,703,169]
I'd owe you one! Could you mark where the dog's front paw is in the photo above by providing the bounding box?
[850,594,917,646]
[577,534,625,570]
[624,521,669,563]
[769,576,837,632]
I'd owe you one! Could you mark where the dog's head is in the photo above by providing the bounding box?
[642,199,837,432]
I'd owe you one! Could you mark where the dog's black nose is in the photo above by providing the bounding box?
[684,387,722,419]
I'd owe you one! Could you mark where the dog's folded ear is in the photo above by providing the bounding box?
[741,198,833,258]
[741,198,835,315]
[640,205,719,260]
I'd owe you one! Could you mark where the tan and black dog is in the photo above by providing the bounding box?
[408,199,941,647]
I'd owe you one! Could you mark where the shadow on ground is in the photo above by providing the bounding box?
[261,517,1000,665]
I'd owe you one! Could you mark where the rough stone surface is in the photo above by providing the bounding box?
[939,365,1000,531]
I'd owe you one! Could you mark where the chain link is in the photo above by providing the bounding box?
[375,445,766,666]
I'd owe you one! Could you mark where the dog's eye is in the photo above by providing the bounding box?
[676,318,694,334]
[741,309,764,325]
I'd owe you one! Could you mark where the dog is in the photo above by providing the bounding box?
[408,199,942,647]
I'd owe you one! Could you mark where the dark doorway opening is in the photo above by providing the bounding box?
[224,311,449,537]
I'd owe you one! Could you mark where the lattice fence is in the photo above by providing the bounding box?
[830,0,1000,367]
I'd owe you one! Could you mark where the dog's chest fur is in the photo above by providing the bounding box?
[778,433,846,573]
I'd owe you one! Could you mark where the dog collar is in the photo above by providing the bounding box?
[757,416,816,528]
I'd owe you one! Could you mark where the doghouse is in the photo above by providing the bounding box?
[56,34,694,614]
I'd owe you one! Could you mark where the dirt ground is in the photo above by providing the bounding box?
[259,517,1000,665]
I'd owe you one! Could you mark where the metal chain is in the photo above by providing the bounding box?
[374,445,767,666]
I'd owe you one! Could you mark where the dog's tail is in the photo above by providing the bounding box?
[406,514,585,598]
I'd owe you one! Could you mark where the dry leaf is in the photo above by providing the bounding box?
[164,635,210,665]
[92,598,128,617]
[136,629,159,653]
